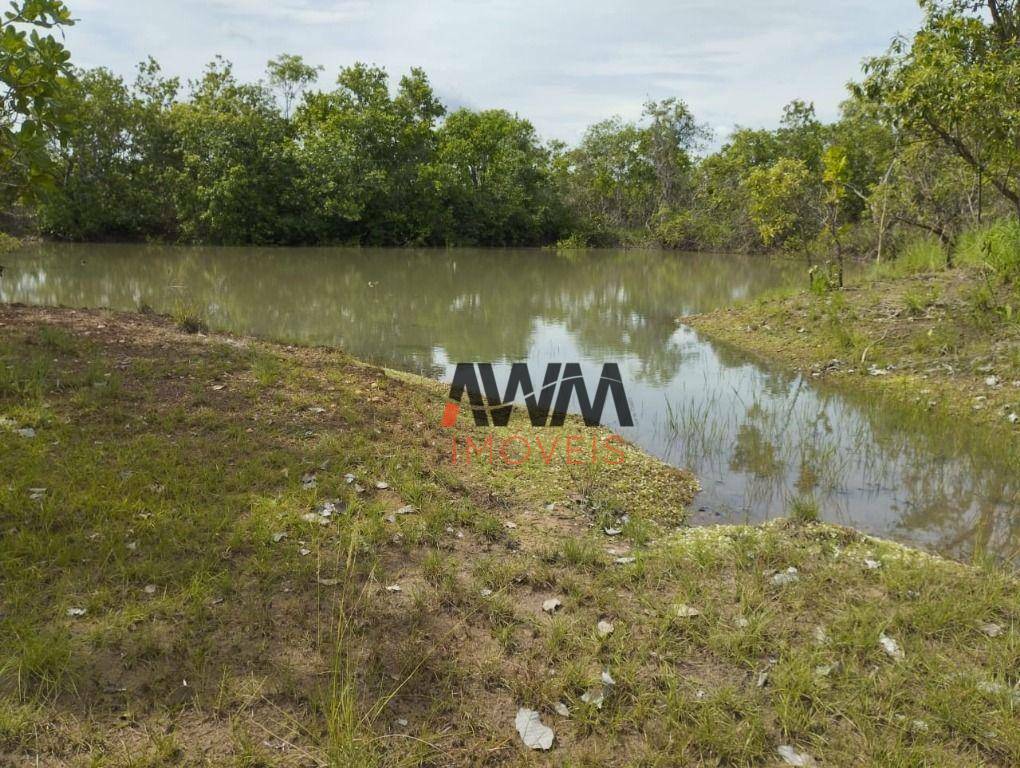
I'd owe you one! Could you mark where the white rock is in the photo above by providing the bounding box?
[603,527,622,536]
[674,603,701,618]
[344,473,355,484]
[16,427,36,438]
[777,744,816,766]
[553,701,570,717]
[514,707,554,750]
[596,619,614,637]
[879,633,904,661]
[580,689,604,709]
[771,566,799,586]
[272,532,287,543]
[385,584,402,593]
[863,558,881,570]
[542,598,562,613]
[614,556,636,565]
[375,481,389,490]
[395,504,415,515]
[143,584,157,595]
[479,588,493,597]
[979,622,1003,638]
[601,670,616,686]
[66,607,87,617]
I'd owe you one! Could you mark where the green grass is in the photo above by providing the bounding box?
[1,305,1018,766]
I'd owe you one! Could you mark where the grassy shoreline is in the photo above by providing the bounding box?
[684,263,1020,442]
[2,304,1019,766]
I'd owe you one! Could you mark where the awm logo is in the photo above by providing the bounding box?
[441,363,634,428]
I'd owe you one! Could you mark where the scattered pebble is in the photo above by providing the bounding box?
[344,473,355,484]
[600,670,615,686]
[514,707,554,750]
[553,701,570,718]
[317,577,341,586]
[603,527,622,536]
[979,622,1003,638]
[596,619,614,637]
[542,598,562,614]
[375,481,389,490]
[66,607,87,617]
[614,556,636,565]
[143,584,157,595]
[777,744,816,766]
[385,584,402,593]
[771,566,799,586]
[863,558,881,570]
[395,504,415,515]
[879,633,904,661]
[479,588,493,597]
[580,689,604,709]
[504,521,517,529]
[16,427,36,438]
[673,603,701,618]
[299,548,311,556]
[271,532,287,543]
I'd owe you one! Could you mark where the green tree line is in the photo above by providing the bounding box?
[3,0,1019,256]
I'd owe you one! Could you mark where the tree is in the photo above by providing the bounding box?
[0,0,74,209]
[743,157,817,251]
[820,145,850,286]
[432,108,562,245]
[171,57,309,244]
[859,0,1020,220]
[267,53,321,118]
[295,63,445,244]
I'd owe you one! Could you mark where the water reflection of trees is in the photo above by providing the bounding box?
[1,243,801,382]
[667,343,1020,563]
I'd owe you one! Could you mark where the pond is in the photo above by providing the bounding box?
[2,243,1017,563]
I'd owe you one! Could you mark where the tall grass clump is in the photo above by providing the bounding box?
[956,219,1020,281]
[869,234,947,280]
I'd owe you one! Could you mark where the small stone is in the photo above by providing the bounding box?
[879,633,904,661]
[603,527,622,536]
[673,603,700,618]
[601,670,615,686]
[299,548,311,556]
[580,689,604,709]
[385,584,402,593]
[979,622,1003,638]
[777,744,816,766]
[542,598,562,613]
[143,584,157,595]
[479,588,493,597]
[16,427,36,438]
[514,707,554,750]
[553,701,570,717]
[395,504,415,515]
[66,607,87,617]
[375,481,389,490]
[596,619,614,637]
[272,532,287,543]
[614,556,636,565]
[344,473,355,484]
[863,558,881,570]
[771,566,799,586]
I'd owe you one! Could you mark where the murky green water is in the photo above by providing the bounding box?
[3,243,1017,562]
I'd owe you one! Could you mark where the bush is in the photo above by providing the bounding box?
[956,219,1020,281]
[869,235,947,280]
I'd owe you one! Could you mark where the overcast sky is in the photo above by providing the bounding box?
[66,0,923,145]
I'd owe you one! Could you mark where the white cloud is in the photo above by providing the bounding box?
[61,0,924,142]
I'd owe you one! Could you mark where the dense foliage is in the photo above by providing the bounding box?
[3,0,1019,255]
